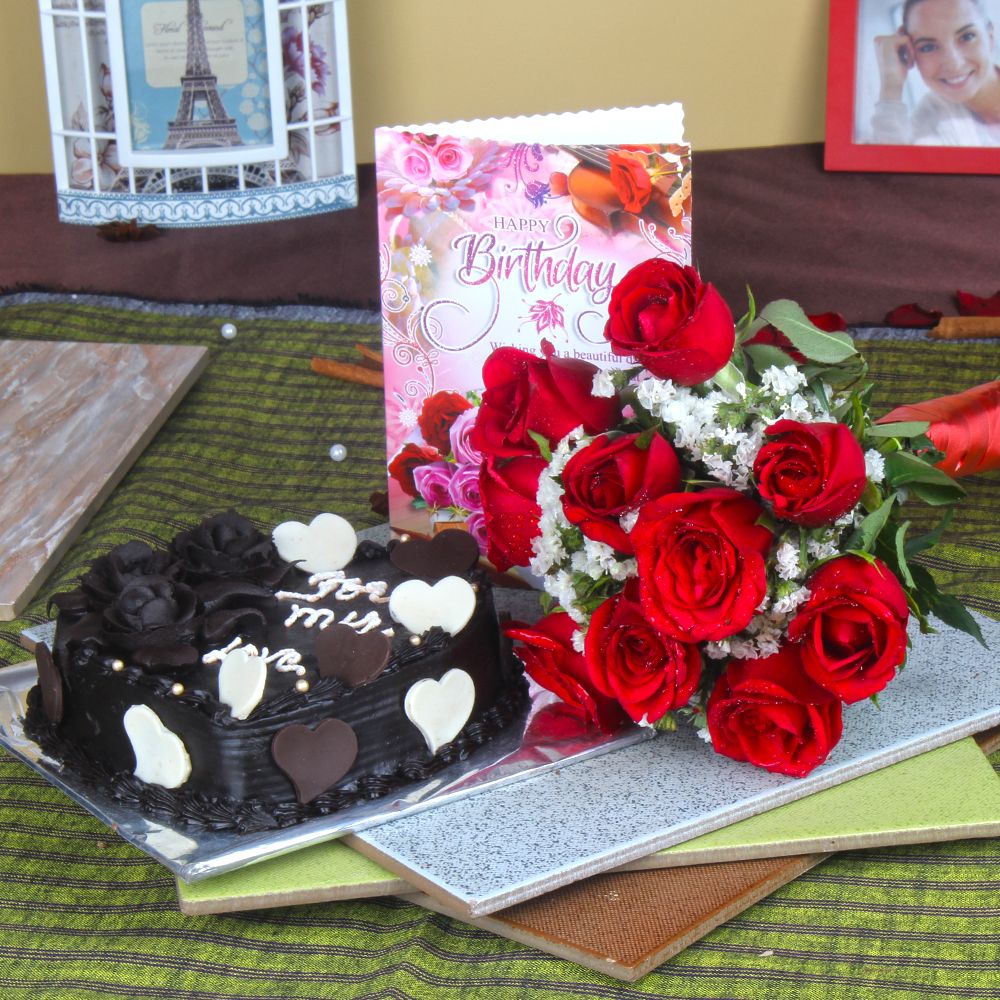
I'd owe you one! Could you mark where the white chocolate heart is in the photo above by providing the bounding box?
[272,513,357,574]
[123,704,192,789]
[404,669,476,754]
[218,647,267,720]
[388,576,476,636]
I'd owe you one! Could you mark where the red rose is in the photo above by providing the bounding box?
[706,645,843,777]
[478,454,546,571]
[585,581,701,724]
[754,420,867,527]
[472,342,620,459]
[603,259,735,385]
[745,312,847,365]
[788,555,909,703]
[608,150,653,214]
[388,442,442,498]
[560,432,682,553]
[418,391,472,454]
[630,488,773,642]
[505,612,627,732]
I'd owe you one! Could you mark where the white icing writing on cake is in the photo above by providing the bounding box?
[203,636,305,676]
[275,571,389,605]
[283,604,386,635]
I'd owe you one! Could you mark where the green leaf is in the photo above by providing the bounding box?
[884,453,965,507]
[932,593,987,647]
[654,712,678,733]
[905,507,955,557]
[527,430,552,462]
[745,343,797,375]
[844,493,896,552]
[894,521,915,588]
[865,421,931,440]
[634,426,657,450]
[759,299,858,364]
[738,313,770,346]
[907,480,965,506]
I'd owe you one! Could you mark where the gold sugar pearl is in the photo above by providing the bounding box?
[399,533,411,542]
[295,679,310,693]
[409,634,422,647]
[170,683,185,696]
[111,659,125,672]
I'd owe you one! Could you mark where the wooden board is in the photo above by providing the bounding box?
[403,855,827,982]
[0,340,208,618]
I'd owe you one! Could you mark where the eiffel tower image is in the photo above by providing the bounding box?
[163,0,243,150]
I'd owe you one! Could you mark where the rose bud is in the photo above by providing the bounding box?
[788,555,909,703]
[630,488,773,643]
[505,612,627,732]
[560,432,681,553]
[753,420,867,527]
[706,645,844,778]
[471,342,620,459]
[603,258,735,385]
[478,454,546,572]
[584,581,701,725]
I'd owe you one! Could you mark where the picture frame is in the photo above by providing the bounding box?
[36,0,357,226]
[825,0,1000,174]
[103,0,288,168]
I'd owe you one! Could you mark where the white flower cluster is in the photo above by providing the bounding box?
[633,366,835,491]
[706,582,810,661]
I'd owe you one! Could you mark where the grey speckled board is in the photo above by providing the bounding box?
[349,613,1000,917]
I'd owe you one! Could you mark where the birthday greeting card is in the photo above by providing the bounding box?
[375,105,692,543]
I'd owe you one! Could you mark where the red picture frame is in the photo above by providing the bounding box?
[825,0,1000,174]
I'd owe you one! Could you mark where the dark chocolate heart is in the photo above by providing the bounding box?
[315,624,390,687]
[390,530,481,580]
[34,642,63,724]
[271,718,358,804]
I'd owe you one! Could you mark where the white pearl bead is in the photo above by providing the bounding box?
[220,322,237,340]
[329,443,347,462]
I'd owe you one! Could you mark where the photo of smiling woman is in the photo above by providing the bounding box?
[855,0,1000,145]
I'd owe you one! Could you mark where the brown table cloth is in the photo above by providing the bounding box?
[3,144,998,323]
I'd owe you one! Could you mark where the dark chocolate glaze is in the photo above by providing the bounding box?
[27,535,524,831]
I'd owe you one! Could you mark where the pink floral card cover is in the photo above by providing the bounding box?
[376,105,691,546]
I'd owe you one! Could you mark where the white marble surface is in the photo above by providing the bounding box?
[0,340,208,618]
[351,612,1000,917]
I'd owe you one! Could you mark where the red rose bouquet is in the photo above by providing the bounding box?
[478,258,984,777]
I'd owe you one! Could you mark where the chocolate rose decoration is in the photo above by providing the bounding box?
[170,511,290,586]
[102,575,201,669]
[50,541,181,619]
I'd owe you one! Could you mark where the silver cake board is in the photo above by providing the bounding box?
[347,612,1000,917]
[0,660,650,882]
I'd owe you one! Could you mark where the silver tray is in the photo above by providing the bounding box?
[0,634,650,883]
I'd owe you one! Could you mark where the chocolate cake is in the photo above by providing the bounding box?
[27,512,526,831]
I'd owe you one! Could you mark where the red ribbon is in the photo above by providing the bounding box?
[880,380,1000,478]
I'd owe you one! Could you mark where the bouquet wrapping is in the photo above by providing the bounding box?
[474,258,986,777]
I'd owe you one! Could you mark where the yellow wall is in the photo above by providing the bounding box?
[1,0,829,174]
